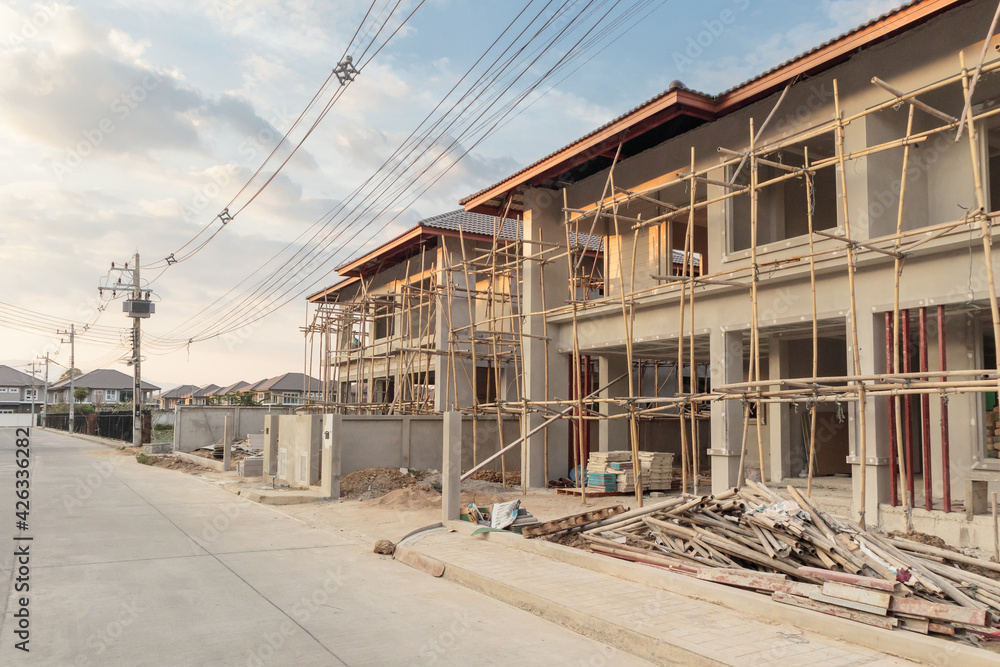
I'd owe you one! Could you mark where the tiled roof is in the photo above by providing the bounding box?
[0,365,37,387]
[159,384,199,399]
[253,373,320,393]
[459,0,934,207]
[50,369,159,391]
[218,380,251,395]
[192,384,221,398]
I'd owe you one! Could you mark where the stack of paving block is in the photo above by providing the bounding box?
[587,451,631,492]
[608,461,635,493]
[988,406,1000,458]
[587,471,618,492]
[639,451,674,490]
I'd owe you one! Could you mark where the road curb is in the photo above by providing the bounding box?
[435,553,725,666]
[409,521,1000,666]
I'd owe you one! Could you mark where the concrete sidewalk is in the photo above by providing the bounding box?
[398,524,990,666]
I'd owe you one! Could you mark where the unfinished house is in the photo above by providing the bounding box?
[306,208,601,475]
[458,0,1000,542]
[307,209,602,413]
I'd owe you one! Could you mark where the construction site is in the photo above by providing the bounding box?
[300,0,1000,553]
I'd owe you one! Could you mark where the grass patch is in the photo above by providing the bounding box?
[136,453,153,465]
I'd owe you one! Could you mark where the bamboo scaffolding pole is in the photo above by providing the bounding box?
[540,227,551,485]
[893,104,915,525]
[834,78,869,529]
[458,227,480,462]
[960,52,1000,410]
[609,176,644,505]
[804,145,820,497]
[678,154,693,494]
[566,193,587,503]
[749,118,766,486]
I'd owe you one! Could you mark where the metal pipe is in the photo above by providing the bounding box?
[886,312,898,507]
[920,307,933,510]
[902,309,915,508]
[938,305,952,512]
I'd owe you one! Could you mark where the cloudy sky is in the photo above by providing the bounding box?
[0,0,905,390]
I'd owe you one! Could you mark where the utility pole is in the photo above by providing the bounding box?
[38,354,50,428]
[27,360,38,425]
[132,252,142,449]
[99,253,154,449]
[57,325,75,432]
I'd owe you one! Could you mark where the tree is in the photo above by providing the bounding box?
[73,386,89,403]
[229,391,260,406]
[60,367,82,380]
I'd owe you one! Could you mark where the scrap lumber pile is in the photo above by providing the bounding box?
[569,481,1000,644]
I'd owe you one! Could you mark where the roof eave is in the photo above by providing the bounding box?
[462,0,969,214]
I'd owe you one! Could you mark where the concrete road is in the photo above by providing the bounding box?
[0,428,651,666]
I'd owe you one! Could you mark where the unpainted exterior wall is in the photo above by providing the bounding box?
[522,0,1000,515]
[172,406,298,452]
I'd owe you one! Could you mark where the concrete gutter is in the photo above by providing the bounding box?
[438,520,999,666]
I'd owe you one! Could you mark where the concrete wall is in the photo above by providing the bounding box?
[172,406,298,452]
[277,414,521,485]
[0,414,36,427]
[339,414,520,476]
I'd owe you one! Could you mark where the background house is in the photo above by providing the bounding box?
[157,384,198,410]
[250,373,320,406]
[0,365,42,415]
[49,369,159,406]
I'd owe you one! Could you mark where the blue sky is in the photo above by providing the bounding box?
[0,0,905,387]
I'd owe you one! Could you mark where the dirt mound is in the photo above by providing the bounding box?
[371,485,442,510]
[142,455,211,473]
[369,484,509,511]
[467,469,521,486]
[341,467,416,500]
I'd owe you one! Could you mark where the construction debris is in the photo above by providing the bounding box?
[541,482,1000,644]
[521,505,625,539]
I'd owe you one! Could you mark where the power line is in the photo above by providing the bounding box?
[160,0,658,344]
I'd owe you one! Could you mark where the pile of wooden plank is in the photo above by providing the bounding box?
[639,452,673,490]
[586,451,673,493]
[567,481,1000,643]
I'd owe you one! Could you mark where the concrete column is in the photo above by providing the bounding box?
[223,415,232,472]
[263,415,279,476]
[709,329,743,493]
[172,405,181,452]
[768,336,791,482]
[442,411,461,522]
[598,354,629,451]
[849,309,890,521]
[308,414,322,485]
[434,238,475,412]
[401,416,411,468]
[321,414,342,499]
[522,187,570,487]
